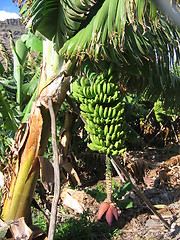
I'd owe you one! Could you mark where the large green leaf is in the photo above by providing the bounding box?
[60,0,179,65]
[22,0,99,50]
[21,32,43,52]
[59,0,180,103]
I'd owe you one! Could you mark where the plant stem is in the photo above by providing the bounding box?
[48,99,60,240]
[106,155,112,203]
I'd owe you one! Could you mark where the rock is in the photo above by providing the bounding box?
[145,218,162,228]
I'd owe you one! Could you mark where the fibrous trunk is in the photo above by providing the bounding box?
[1,39,71,222]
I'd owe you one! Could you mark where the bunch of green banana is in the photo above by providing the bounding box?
[72,64,126,156]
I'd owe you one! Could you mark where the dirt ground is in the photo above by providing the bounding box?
[58,148,180,240]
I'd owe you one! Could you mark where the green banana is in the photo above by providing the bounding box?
[95,74,104,85]
[90,84,95,96]
[88,143,106,153]
[105,133,111,147]
[97,84,101,95]
[73,92,80,100]
[80,103,92,113]
[106,139,111,148]
[106,82,111,95]
[99,92,104,102]
[105,118,111,125]
[85,125,96,135]
[103,94,108,103]
[107,147,111,155]
[94,95,99,103]
[82,86,87,98]
[87,120,96,130]
[111,108,117,118]
[97,126,104,135]
[93,83,97,95]
[113,124,119,134]
[111,149,119,156]
[112,90,119,100]
[86,87,92,98]
[114,140,122,149]
[109,125,114,135]
[104,125,109,136]
[111,132,116,141]
[116,108,124,118]
[99,105,104,118]
[107,107,112,118]
[80,76,87,87]
[88,103,94,113]
[103,107,108,118]
[90,134,101,146]
[103,82,107,93]
[73,80,83,95]
[94,104,100,117]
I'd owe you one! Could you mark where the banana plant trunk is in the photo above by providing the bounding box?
[1,39,72,222]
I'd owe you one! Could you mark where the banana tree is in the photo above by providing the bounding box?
[1,0,180,233]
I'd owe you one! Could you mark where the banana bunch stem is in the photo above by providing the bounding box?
[106,155,112,203]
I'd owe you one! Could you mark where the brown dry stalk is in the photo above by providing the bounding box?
[48,99,61,240]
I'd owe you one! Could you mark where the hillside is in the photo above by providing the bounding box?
[0,18,27,68]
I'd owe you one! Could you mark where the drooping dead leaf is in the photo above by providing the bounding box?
[30,225,47,240]
[13,122,29,156]
[127,158,149,182]
[61,189,84,214]
[10,217,33,240]
[24,103,43,174]
[62,157,82,186]
[59,128,68,148]
[39,156,54,193]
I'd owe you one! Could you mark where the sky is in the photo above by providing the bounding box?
[0,0,20,21]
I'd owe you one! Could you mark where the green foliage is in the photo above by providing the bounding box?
[0,62,4,76]
[87,180,133,210]
[31,207,47,232]
[21,32,43,52]
[153,100,175,123]
[55,211,111,240]
[0,32,42,158]
[21,0,97,50]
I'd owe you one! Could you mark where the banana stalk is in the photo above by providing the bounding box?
[1,39,72,222]
[106,155,112,203]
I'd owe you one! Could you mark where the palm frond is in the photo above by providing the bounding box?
[59,0,157,59]
[60,0,180,105]
[22,0,98,49]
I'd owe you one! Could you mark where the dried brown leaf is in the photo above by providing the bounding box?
[62,158,82,186]
[10,217,33,240]
[61,189,84,214]
[39,156,54,193]
[30,225,47,240]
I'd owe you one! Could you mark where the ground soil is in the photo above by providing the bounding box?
[56,147,180,240]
